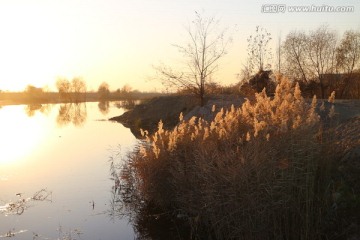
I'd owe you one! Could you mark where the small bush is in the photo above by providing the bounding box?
[120,76,340,239]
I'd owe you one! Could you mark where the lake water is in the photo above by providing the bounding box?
[0,102,136,239]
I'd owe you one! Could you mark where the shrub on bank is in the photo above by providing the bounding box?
[120,76,339,239]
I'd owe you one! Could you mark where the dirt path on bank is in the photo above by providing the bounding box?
[110,95,360,136]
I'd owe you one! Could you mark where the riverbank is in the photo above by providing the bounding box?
[109,93,360,137]
[109,94,246,137]
[109,94,200,137]
[112,83,360,239]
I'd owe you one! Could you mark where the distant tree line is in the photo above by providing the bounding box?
[155,12,360,101]
[54,78,157,102]
[0,79,162,106]
[241,25,360,99]
[281,26,360,98]
[97,82,133,100]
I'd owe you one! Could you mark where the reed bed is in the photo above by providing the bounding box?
[119,76,341,239]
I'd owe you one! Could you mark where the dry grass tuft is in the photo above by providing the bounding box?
[119,76,346,239]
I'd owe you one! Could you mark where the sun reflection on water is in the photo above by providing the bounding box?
[0,102,136,239]
[0,106,48,166]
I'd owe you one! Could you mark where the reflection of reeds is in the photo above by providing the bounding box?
[108,147,189,240]
[56,226,83,240]
[107,147,128,221]
[117,76,343,239]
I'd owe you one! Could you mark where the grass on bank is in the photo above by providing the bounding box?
[119,76,351,239]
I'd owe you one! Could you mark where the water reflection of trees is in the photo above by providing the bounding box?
[98,101,110,115]
[98,99,137,116]
[114,100,137,110]
[56,103,87,127]
[24,104,52,117]
[21,101,137,126]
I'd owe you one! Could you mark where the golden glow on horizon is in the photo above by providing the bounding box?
[0,0,358,92]
[0,0,164,92]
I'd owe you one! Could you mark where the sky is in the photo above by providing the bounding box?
[0,0,359,92]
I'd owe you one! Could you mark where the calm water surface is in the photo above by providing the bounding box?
[0,102,136,239]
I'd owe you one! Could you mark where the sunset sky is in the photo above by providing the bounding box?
[0,0,359,92]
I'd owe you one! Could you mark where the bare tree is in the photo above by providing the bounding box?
[246,26,273,74]
[56,77,87,102]
[336,30,360,97]
[98,82,110,100]
[306,25,337,98]
[155,12,230,106]
[120,84,132,94]
[276,32,282,74]
[71,77,87,102]
[282,26,338,98]
[337,30,360,73]
[282,31,310,83]
[56,78,71,101]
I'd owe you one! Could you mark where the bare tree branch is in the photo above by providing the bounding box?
[154,12,230,106]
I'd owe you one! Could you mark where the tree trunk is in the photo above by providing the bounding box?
[200,81,205,107]
[319,78,326,99]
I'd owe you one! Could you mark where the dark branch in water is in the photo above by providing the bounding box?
[0,189,52,216]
